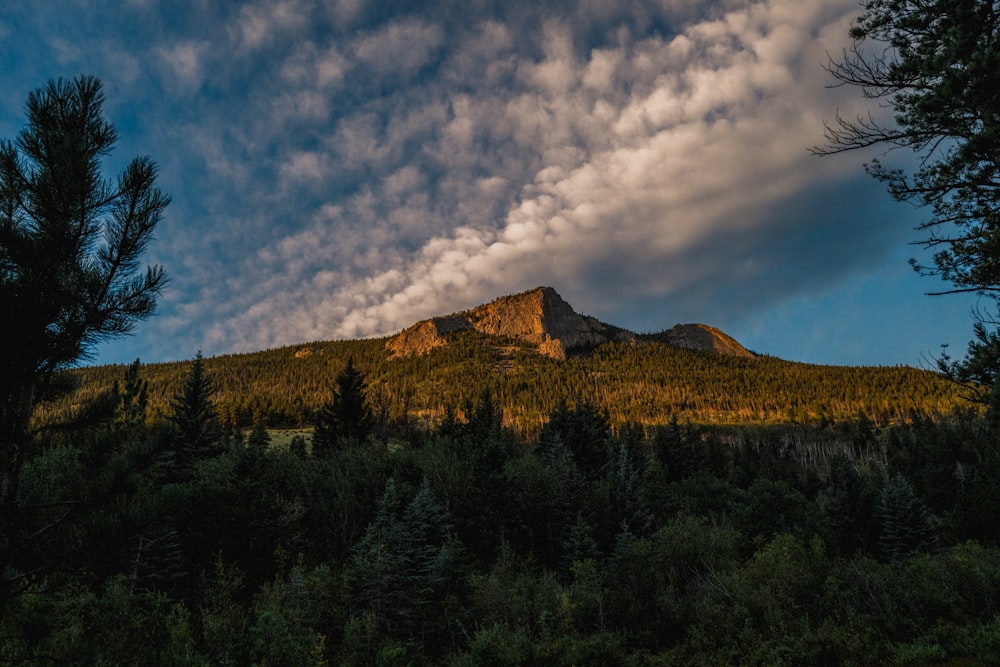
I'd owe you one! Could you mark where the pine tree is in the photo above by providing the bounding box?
[312,357,372,457]
[541,400,611,481]
[824,460,879,556]
[247,420,271,449]
[346,477,457,641]
[611,443,653,539]
[467,386,502,442]
[879,473,939,563]
[0,76,167,591]
[168,352,221,475]
[562,512,600,576]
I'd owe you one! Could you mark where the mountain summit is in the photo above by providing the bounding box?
[386,286,753,360]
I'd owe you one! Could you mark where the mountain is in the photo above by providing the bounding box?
[49,287,967,432]
[385,286,753,360]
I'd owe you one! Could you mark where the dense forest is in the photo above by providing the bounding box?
[5,355,1000,665]
[47,332,970,436]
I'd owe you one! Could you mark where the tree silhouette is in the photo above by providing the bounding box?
[312,357,372,457]
[168,352,221,476]
[0,76,167,589]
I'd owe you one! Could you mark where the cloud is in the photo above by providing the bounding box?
[160,0,873,355]
[232,0,308,53]
[6,0,917,364]
[157,40,208,89]
[352,18,444,77]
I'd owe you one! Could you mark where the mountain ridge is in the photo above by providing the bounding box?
[385,286,754,360]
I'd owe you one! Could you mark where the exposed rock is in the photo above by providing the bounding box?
[385,316,471,357]
[385,286,753,360]
[658,323,755,358]
[466,286,636,350]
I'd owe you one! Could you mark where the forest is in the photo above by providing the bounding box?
[3,354,1000,665]
[48,331,970,435]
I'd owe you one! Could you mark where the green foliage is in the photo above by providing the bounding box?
[345,477,459,644]
[880,473,940,563]
[247,419,271,449]
[0,75,167,602]
[52,335,970,439]
[113,358,149,437]
[541,400,611,480]
[9,340,1000,664]
[167,352,223,476]
[313,357,374,457]
[821,459,880,556]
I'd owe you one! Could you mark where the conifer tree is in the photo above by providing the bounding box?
[168,352,221,475]
[817,0,1000,394]
[879,473,939,562]
[347,477,457,640]
[824,460,879,556]
[0,75,167,587]
[247,420,271,449]
[611,443,653,539]
[541,400,611,481]
[466,386,502,442]
[312,357,372,457]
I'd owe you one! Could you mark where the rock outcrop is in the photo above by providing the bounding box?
[385,286,753,360]
[387,286,634,359]
[657,323,755,358]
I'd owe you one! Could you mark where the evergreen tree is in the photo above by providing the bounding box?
[168,352,221,475]
[653,416,702,482]
[0,75,167,591]
[823,460,880,556]
[817,0,1000,394]
[541,400,611,481]
[312,357,372,457]
[611,443,653,539]
[247,420,271,449]
[562,512,600,576]
[880,473,940,563]
[467,386,502,442]
[345,476,456,642]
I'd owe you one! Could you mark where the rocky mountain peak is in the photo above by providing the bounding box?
[385,286,752,360]
[656,323,755,358]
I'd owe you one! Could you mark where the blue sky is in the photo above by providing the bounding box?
[0,0,982,368]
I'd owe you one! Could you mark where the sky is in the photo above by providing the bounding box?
[0,0,984,368]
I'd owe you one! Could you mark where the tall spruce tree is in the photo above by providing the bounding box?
[0,76,167,591]
[168,352,221,475]
[312,357,372,457]
[880,473,939,562]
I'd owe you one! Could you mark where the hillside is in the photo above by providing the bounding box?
[50,312,969,434]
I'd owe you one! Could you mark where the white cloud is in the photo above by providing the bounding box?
[87,0,889,361]
[157,40,208,89]
[253,0,864,344]
[233,0,307,53]
[352,18,444,77]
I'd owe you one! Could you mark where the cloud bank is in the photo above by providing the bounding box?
[1,0,963,365]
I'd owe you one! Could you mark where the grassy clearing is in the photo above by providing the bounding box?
[266,428,313,449]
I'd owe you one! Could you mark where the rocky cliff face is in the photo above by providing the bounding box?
[656,323,755,358]
[385,286,752,360]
